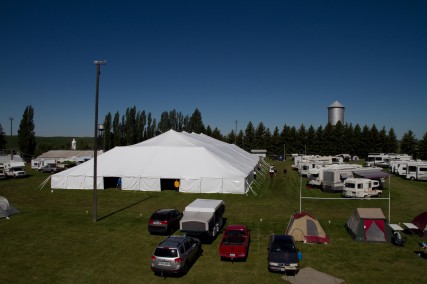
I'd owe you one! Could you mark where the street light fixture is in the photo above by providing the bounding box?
[93,60,106,223]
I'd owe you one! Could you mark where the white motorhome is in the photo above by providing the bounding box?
[321,164,363,192]
[406,161,427,181]
[343,178,382,198]
[390,160,411,176]
[180,199,225,237]
[366,153,412,168]
[365,153,389,167]
[307,163,361,188]
[5,161,26,178]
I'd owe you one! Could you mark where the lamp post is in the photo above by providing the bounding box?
[9,117,13,160]
[93,60,106,223]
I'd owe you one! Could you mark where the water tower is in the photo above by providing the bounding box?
[328,101,345,125]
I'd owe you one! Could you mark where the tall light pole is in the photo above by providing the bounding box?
[9,117,13,160]
[93,60,106,223]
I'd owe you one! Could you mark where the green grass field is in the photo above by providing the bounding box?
[1,160,426,283]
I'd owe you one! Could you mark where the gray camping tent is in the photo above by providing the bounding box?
[0,196,19,219]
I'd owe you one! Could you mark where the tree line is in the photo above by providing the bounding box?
[1,105,427,161]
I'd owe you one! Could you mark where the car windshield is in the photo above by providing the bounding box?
[271,243,295,252]
[154,248,178,257]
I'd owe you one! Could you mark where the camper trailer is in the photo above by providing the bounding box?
[321,164,363,192]
[365,153,389,167]
[180,199,225,237]
[406,161,427,181]
[31,159,57,171]
[307,164,362,188]
[343,178,382,198]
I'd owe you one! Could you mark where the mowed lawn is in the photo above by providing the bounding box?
[1,160,427,284]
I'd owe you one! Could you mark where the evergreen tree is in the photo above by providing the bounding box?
[112,112,121,147]
[243,121,255,151]
[352,124,363,158]
[296,124,307,154]
[236,130,244,148]
[418,132,427,160]
[254,122,267,150]
[400,130,418,158]
[158,111,170,133]
[211,127,222,140]
[314,125,323,155]
[188,108,205,134]
[103,112,112,151]
[361,125,371,157]
[17,105,36,159]
[387,128,398,153]
[378,127,387,153]
[205,125,212,136]
[343,123,354,155]
[305,125,316,155]
[333,121,345,155]
[270,127,281,155]
[322,123,334,155]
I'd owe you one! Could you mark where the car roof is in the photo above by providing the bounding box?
[159,235,188,247]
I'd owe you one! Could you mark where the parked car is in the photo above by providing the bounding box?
[267,234,300,274]
[148,209,183,235]
[41,165,60,173]
[219,225,250,261]
[7,168,27,178]
[150,235,202,276]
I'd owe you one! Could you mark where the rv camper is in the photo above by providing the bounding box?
[406,161,427,181]
[5,161,26,178]
[321,164,363,192]
[180,199,225,237]
[342,178,382,198]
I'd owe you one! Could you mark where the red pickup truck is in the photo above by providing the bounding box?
[219,225,250,261]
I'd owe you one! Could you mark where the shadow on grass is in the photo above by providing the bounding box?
[97,194,156,221]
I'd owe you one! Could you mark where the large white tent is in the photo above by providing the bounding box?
[51,130,260,194]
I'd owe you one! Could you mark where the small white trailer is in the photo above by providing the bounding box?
[343,178,382,198]
[180,199,225,237]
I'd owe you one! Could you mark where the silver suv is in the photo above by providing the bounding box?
[151,235,202,276]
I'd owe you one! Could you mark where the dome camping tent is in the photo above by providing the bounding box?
[0,196,19,219]
[285,211,330,244]
[346,208,390,242]
[51,130,261,194]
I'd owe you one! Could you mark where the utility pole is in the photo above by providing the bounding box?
[9,117,13,160]
[93,60,106,223]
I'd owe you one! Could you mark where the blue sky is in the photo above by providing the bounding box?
[1,0,426,139]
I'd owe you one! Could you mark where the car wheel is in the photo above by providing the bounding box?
[182,262,189,275]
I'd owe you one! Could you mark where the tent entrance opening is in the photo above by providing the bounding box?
[104,177,121,189]
[161,179,180,191]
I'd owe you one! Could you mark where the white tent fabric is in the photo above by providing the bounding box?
[51,130,260,194]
